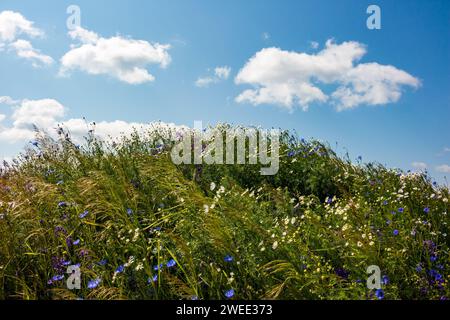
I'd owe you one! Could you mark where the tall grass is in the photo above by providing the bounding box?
[0,124,448,300]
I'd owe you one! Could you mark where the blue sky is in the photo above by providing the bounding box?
[0,0,449,183]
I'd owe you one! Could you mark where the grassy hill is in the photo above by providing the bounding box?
[0,124,448,300]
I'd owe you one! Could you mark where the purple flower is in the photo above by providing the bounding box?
[79,249,88,258]
[423,207,430,214]
[393,229,399,236]
[73,239,81,246]
[398,208,404,213]
[382,275,389,285]
[224,289,235,299]
[58,201,67,208]
[375,289,384,300]
[430,255,438,262]
[79,210,89,219]
[88,278,101,289]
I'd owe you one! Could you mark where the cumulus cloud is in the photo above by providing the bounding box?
[235,40,420,111]
[436,164,450,174]
[8,39,53,67]
[195,66,231,87]
[0,11,43,42]
[60,26,171,84]
[0,96,184,145]
[411,162,427,171]
[0,10,52,67]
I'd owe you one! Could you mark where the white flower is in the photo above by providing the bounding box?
[210,182,216,191]
[203,204,209,214]
[272,241,279,250]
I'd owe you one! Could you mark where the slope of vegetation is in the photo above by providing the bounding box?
[0,124,448,300]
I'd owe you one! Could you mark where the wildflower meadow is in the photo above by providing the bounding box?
[0,123,448,300]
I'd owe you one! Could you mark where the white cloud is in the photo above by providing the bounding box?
[0,96,19,105]
[0,11,52,67]
[0,11,43,43]
[310,41,319,49]
[196,66,231,87]
[436,164,450,174]
[8,39,53,67]
[235,40,420,111]
[0,96,185,145]
[60,26,171,84]
[411,162,427,171]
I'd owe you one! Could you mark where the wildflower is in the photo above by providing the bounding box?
[153,263,164,271]
[210,182,216,191]
[382,275,389,285]
[148,275,158,284]
[393,229,399,236]
[224,289,235,299]
[224,255,234,263]
[30,141,39,147]
[115,265,125,273]
[416,265,423,272]
[398,208,404,213]
[272,241,279,250]
[79,249,88,258]
[73,239,80,246]
[423,207,430,214]
[382,200,388,206]
[127,208,133,215]
[430,255,438,262]
[191,296,199,300]
[288,151,295,157]
[375,289,384,300]
[58,201,67,208]
[79,210,89,219]
[166,259,176,268]
[88,278,101,289]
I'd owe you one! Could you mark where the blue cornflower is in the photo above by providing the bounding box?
[383,200,388,206]
[287,151,295,157]
[148,275,158,284]
[224,289,235,299]
[127,208,133,215]
[382,275,389,285]
[153,263,164,271]
[416,265,423,272]
[51,275,64,282]
[398,208,404,213]
[79,210,89,219]
[375,289,384,300]
[62,260,72,266]
[88,278,101,289]
[423,207,430,214]
[430,255,438,262]
[115,265,125,273]
[58,201,67,208]
[224,255,234,263]
[393,229,399,236]
[73,239,80,246]
[98,259,107,266]
[166,259,176,268]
